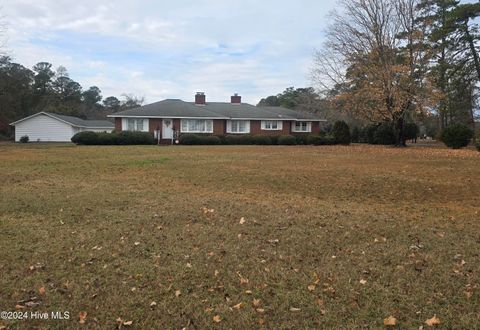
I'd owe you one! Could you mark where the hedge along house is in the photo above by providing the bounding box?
[108,93,327,144]
[10,112,114,142]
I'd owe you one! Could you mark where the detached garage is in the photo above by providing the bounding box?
[10,112,114,142]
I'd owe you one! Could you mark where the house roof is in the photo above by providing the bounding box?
[10,112,114,128]
[108,99,326,121]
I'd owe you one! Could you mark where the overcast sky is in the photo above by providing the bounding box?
[2,1,337,104]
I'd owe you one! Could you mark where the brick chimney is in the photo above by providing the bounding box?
[195,92,206,105]
[231,93,241,104]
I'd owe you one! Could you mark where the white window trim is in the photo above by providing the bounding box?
[292,121,312,133]
[122,118,149,132]
[226,120,250,134]
[261,120,283,131]
[180,119,214,133]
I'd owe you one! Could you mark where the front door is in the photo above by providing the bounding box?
[162,119,173,139]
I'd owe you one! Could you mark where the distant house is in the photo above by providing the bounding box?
[109,93,326,143]
[10,112,114,142]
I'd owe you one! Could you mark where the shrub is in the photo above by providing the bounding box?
[270,136,280,145]
[277,135,297,145]
[373,123,396,145]
[215,134,227,145]
[251,135,272,145]
[71,131,155,145]
[332,120,351,145]
[96,132,117,145]
[358,124,378,144]
[179,134,221,145]
[351,127,360,143]
[19,135,29,143]
[294,135,309,145]
[476,139,480,152]
[439,124,473,149]
[71,131,98,145]
[307,135,335,145]
[117,131,155,145]
[404,123,419,140]
[224,135,252,145]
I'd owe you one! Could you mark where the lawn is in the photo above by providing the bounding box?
[0,143,478,329]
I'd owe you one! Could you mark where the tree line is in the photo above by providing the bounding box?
[312,0,480,146]
[0,57,144,139]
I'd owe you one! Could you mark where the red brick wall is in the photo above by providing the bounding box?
[149,118,162,133]
[213,119,225,135]
[117,118,325,139]
[115,118,122,131]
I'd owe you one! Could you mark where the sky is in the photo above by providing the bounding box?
[1,0,337,105]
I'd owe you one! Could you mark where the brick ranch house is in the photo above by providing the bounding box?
[108,93,327,143]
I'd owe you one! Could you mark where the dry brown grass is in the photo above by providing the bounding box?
[0,143,479,329]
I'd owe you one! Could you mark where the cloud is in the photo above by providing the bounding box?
[1,0,337,104]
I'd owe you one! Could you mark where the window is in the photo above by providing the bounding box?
[124,118,146,131]
[227,120,250,134]
[261,121,283,130]
[181,119,213,133]
[292,121,312,133]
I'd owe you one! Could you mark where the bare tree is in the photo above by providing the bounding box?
[313,0,432,145]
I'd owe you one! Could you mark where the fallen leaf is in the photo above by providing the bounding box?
[383,316,397,326]
[0,325,6,330]
[213,315,221,323]
[252,298,261,307]
[15,304,26,310]
[150,301,157,307]
[307,284,316,292]
[256,308,265,313]
[205,307,214,313]
[214,270,219,277]
[316,299,326,315]
[359,279,367,285]
[245,290,252,294]
[289,307,301,312]
[79,311,87,324]
[239,217,246,225]
[233,302,243,309]
[237,272,249,285]
[425,315,441,327]
[202,207,215,214]
[175,290,181,297]
[123,320,133,326]
[38,287,46,296]
[186,262,192,268]
[134,242,140,246]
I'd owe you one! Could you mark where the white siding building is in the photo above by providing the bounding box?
[11,112,114,142]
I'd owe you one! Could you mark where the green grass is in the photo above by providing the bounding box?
[0,143,479,329]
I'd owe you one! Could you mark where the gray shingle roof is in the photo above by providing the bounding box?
[46,113,114,128]
[109,99,228,118]
[109,99,325,121]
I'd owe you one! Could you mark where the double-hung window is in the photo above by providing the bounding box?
[261,121,283,130]
[292,121,312,133]
[125,118,146,131]
[227,120,250,134]
[181,119,213,133]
